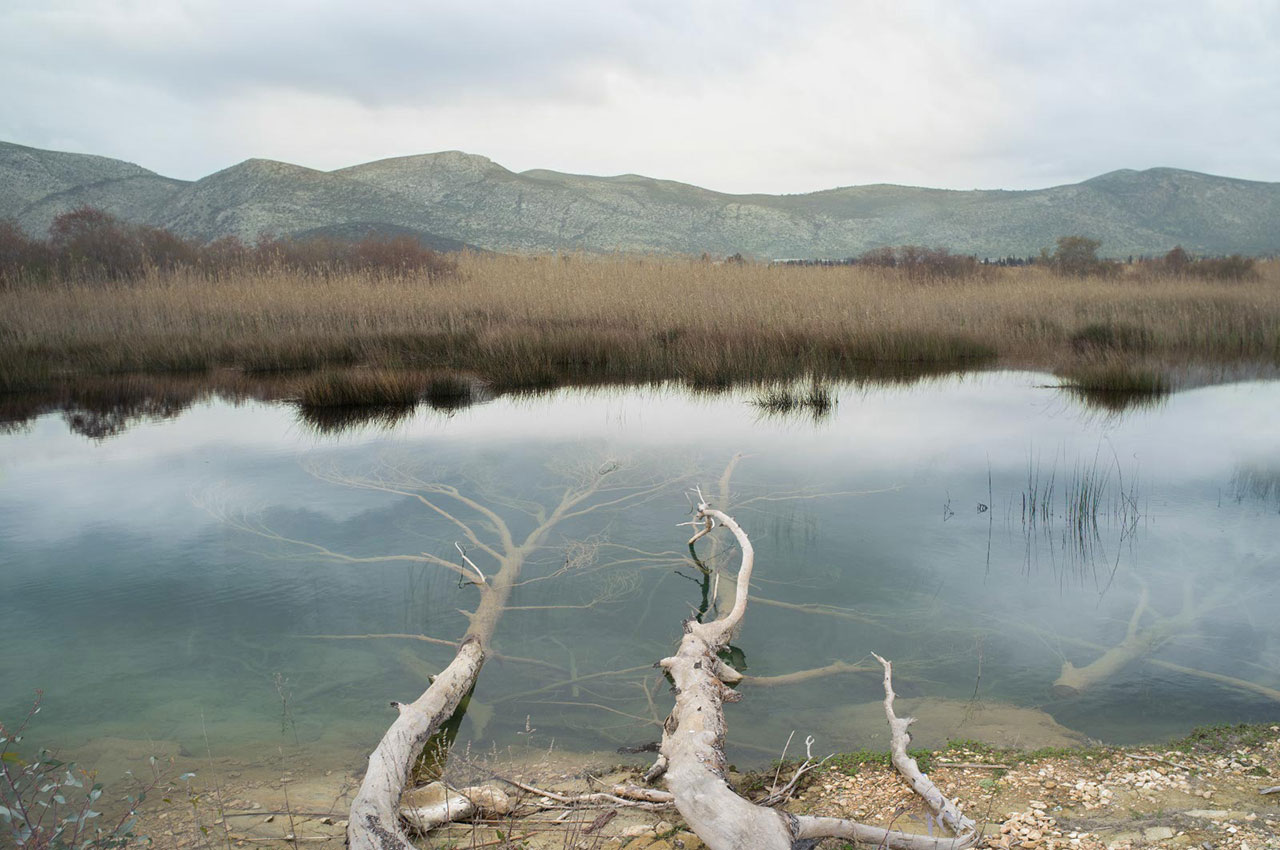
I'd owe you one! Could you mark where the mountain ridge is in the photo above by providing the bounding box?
[3,139,1277,257]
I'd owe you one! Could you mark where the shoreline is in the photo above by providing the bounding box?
[5,361,1279,440]
[86,723,1279,849]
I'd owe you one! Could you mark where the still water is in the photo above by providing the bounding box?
[1,372,1278,777]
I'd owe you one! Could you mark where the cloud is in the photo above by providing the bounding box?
[1,0,1277,192]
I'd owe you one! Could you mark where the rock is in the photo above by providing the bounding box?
[621,839,655,850]
[1144,826,1175,841]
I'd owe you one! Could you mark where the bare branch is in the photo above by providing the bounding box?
[653,491,978,850]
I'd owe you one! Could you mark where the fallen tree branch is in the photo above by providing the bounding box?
[651,495,978,850]
[343,462,671,850]
[400,781,512,834]
[1053,581,1226,698]
[741,659,875,687]
[495,776,674,812]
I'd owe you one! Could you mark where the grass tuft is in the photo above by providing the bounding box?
[1173,723,1276,754]
[751,382,836,419]
[296,369,423,408]
[1059,359,1170,413]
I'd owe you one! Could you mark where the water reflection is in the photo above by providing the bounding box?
[0,361,1160,441]
[1,372,1278,779]
[1059,382,1170,416]
[1230,462,1280,512]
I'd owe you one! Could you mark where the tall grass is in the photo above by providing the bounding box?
[1,254,1278,396]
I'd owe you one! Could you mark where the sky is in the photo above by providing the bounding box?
[2,0,1278,194]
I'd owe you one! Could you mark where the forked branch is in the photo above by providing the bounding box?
[650,496,977,850]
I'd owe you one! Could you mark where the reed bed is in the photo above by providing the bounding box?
[2,254,1277,397]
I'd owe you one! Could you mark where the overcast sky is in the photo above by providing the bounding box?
[2,0,1278,194]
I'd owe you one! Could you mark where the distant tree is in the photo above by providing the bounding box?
[201,235,250,270]
[1046,235,1106,277]
[858,246,897,267]
[857,245,980,279]
[136,225,199,271]
[0,219,52,285]
[48,206,145,279]
[1190,254,1256,282]
[1163,245,1190,274]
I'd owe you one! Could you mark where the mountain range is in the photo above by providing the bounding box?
[3,139,1278,258]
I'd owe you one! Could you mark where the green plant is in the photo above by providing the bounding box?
[1174,723,1276,754]
[1,692,160,849]
[825,748,933,776]
[1044,235,1113,277]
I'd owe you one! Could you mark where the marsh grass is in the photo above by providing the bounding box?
[1020,447,1142,579]
[750,382,836,420]
[291,369,482,433]
[1058,358,1172,413]
[1,254,1277,399]
[1228,463,1280,510]
[296,369,424,408]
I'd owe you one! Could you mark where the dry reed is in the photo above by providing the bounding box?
[2,254,1277,397]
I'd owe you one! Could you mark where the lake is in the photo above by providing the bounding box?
[1,371,1278,784]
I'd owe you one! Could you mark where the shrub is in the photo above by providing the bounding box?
[858,246,898,268]
[1,692,161,849]
[858,245,981,280]
[1190,254,1256,282]
[48,207,146,280]
[135,225,199,272]
[0,220,53,285]
[0,207,461,282]
[1162,245,1191,274]
[1146,246,1257,281]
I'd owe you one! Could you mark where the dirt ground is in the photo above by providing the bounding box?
[108,723,1280,850]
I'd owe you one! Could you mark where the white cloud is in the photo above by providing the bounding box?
[0,0,1277,192]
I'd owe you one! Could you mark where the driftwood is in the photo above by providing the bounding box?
[1052,583,1211,698]
[399,781,512,833]
[342,457,978,849]
[648,497,978,850]
[343,463,669,850]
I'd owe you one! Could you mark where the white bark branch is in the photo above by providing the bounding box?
[346,460,644,850]
[348,636,486,850]
[652,498,978,850]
